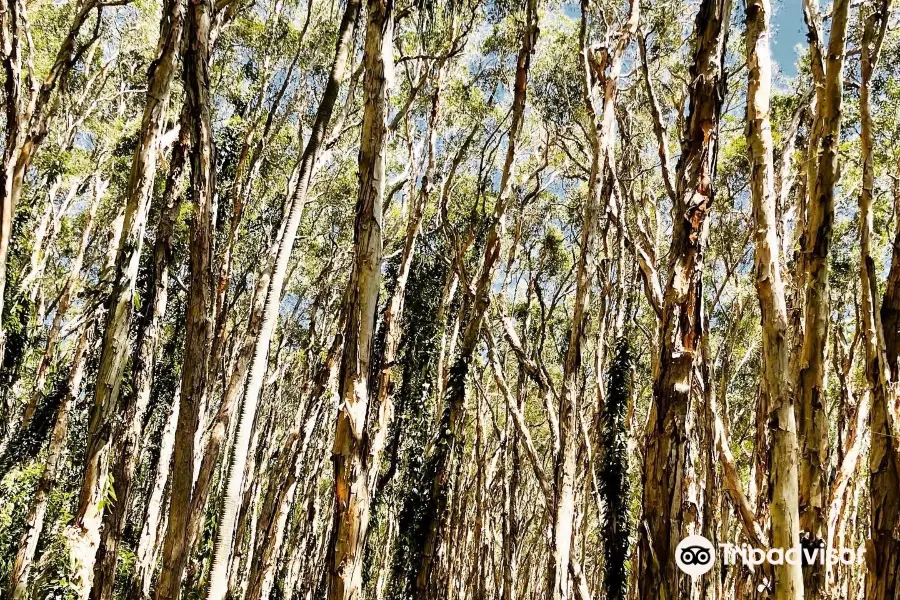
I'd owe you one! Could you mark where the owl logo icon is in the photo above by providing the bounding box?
[675,535,715,577]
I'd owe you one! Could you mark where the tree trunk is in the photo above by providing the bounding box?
[881,152,900,378]
[154,0,217,597]
[637,0,731,598]
[796,4,849,596]
[91,114,189,600]
[600,338,633,600]
[184,239,273,559]
[129,389,180,600]
[204,1,361,597]
[327,0,397,595]
[75,0,184,541]
[745,1,803,597]
[858,2,900,598]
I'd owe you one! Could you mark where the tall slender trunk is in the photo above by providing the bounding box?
[7,323,91,599]
[796,4,849,597]
[637,0,731,597]
[185,173,306,565]
[184,241,273,559]
[225,403,273,598]
[153,0,217,596]
[858,2,900,598]
[547,4,638,598]
[502,406,519,600]
[327,0,412,594]
[745,1,802,597]
[204,1,361,597]
[414,5,537,596]
[91,114,189,600]
[247,402,323,600]
[75,0,185,539]
[129,389,180,600]
[208,24,307,384]
[600,338,633,600]
[881,153,900,377]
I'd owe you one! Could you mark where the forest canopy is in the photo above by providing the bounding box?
[1,0,900,599]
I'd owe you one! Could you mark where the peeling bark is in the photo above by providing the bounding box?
[76,0,185,550]
[745,1,802,597]
[91,113,188,600]
[796,4,849,596]
[637,0,731,597]
[858,2,900,598]
[327,0,392,596]
[154,0,218,595]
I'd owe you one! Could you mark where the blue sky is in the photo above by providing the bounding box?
[772,0,806,78]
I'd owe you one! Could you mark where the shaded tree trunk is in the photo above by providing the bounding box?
[154,0,217,594]
[796,4,849,596]
[129,389,181,600]
[637,0,731,598]
[600,338,633,600]
[91,113,189,600]
[858,2,900,598]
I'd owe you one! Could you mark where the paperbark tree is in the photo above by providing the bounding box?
[91,112,188,600]
[327,9,469,598]
[796,3,849,596]
[204,1,361,597]
[858,1,900,598]
[413,3,538,596]
[637,0,731,597]
[328,29,390,591]
[745,0,802,597]
[153,0,216,595]
[129,390,180,600]
[74,0,184,548]
[326,0,397,595]
[9,4,900,600]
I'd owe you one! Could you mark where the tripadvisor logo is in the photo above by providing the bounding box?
[675,534,866,577]
[675,535,716,577]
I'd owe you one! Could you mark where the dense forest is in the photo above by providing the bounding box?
[1,0,899,598]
